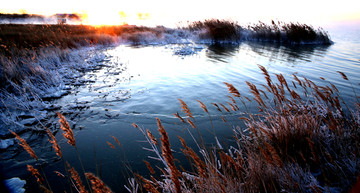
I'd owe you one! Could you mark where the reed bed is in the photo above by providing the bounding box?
[0,21,331,94]
[12,66,360,192]
[187,19,332,44]
[3,21,341,192]
[133,66,359,192]
[188,19,241,42]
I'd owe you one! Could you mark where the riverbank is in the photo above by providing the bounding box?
[0,20,332,137]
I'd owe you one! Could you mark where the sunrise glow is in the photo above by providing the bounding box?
[1,0,360,26]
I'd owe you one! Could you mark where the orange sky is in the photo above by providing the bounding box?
[1,0,360,26]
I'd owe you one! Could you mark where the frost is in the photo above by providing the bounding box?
[0,46,110,136]
[4,177,26,193]
[173,44,204,56]
[0,138,15,149]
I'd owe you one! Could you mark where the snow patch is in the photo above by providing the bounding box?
[173,44,204,56]
[4,177,26,193]
[0,138,15,149]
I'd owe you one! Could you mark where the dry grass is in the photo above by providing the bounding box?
[157,117,182,193]
[85,173,113,193]
[9,129,38,160]
[14,66,359,192]
[247,21,332,44]
[57,112,76,147]
[188,19,241,42]
[0,21,331,93]
[67,162,88,193]
[46,128,62,158]
[186,19,331,44]
[133,66,360,192]
[27,165,44,184]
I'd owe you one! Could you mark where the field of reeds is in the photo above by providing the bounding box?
[1,20,339,192]
[0,20,331,93]
[0,24,174,92]
[9,66,360,192]
[187,19,332,44]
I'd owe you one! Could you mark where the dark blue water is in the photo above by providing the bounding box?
[3,26,360,192]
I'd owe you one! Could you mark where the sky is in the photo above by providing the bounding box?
[1,0,360,27]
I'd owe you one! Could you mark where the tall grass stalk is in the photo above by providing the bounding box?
[10,130,53,192]
[13,65,359,192]
[57,112,93,193]
[133,66,359,192]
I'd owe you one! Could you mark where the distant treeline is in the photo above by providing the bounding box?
[0,13,44,20]
[0,13,81,20]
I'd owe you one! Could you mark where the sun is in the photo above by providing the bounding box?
[82,10,128,26]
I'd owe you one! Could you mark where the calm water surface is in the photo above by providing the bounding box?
[4,27,360,192]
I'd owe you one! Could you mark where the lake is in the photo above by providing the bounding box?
[2,25,360,192]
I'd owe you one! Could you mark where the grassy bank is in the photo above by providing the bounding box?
[187,19,332,44]
[0,21,331,91]
[11,66,360,192]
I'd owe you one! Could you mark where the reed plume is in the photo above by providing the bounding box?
[212,103,222,112]
[54,171,65,178]
[143,160,156,174]
[27,165,44,184]
[67,162,88,193]
[146,129,158,145]
[111,136,121,146]
[196,100,208,113]
[226,102,237,111]
[178,136,207,178]
[173,112,186,123]
[219,103,230,112]
[178,99,194,119]
[224,82,240,97]
[85,173,113,193]
[131,123,139,128]
[337,71,348,80]
[46,128,62,158]
[10,130,38,161]
[57,112,76,147]
[258,65,270,80]
[106,141,115,149]
[187,118,196,128]
[135,174,160,193]
[156,118,182,193]
[227,95,236,104]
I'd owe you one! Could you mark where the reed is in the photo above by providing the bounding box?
[57,112,76,147]
[11,130,54,192]
[12,52,358,192]
[46,128,62,158]
[173,112,186,123]
[224,82,241,97]
[27,165,44,184]
[178,99,194,119]
[67,162,88,193]
[57,113,93,193]
[146,129,158,145]
[111,136,121,146]
[9,129,38,160]
[85,173,113,193]
[156,117,182,193]
[134,66,360,192]
[188,19,241,42]
[106,141,115,149]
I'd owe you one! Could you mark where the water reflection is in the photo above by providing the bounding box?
[206,43,240,63]
[4,33,359,192]
[205,42,331,65]
[246,42,331,63]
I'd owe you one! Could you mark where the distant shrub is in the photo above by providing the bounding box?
[189,19,241,42]
[247,21,332,44]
